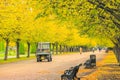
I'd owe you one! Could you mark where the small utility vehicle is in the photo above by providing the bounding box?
[36,42,52,62]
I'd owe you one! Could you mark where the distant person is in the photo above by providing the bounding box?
[80,47,82,54]
[99,48,101,52]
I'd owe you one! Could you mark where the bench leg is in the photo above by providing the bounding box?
[77,78,80,80]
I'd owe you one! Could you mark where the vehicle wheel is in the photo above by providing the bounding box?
[48,58,51,62]
[48,59,50,62]
[37,59,39,62]
[37,56,40,62]
[50,58,52,61]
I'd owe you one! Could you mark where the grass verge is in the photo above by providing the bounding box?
[0,56,36,64]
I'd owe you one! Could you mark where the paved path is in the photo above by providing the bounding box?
[0,51,106,80]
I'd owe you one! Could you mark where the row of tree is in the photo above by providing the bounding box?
[41,0,120,64]
[0,0,114,60]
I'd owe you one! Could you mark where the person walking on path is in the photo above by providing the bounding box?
[80,47,82,54]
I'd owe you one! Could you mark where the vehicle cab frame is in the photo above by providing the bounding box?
[36,42,52,62]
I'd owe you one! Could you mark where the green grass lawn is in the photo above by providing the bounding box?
[0,55,36,64]
[0,51,16,57]
[0,51,36,64]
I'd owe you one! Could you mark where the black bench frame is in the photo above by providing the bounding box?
[84,59,92,68]
[84,59,96,68]
[61,64,82,80]
[84,55,96,68]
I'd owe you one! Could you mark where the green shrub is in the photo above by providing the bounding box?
[31,43,37,53]
[19,43,25,54]
[0,41,5,52]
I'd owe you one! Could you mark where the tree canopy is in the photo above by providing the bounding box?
[0,0,119,49]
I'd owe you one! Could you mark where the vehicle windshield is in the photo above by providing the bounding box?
[42,44,49,49]
[37,43,50,53]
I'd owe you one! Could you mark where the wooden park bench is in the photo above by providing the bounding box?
[61,64,82,80]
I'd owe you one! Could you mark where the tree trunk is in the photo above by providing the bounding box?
[16,39,20,58]
[27,42,30,58]
[56,43,58,54]
[73,46,76,52]
[68,47,70,52]
[70,47,72,52]
[59,45,62,54]
[77,46,79,52]
[63,45,66,53]
[71,47,73,52]
[72,46,74,52]
[114,46,120,66]
[4,39,9,60]
[52,43,55,54]
[66,46,69,52]
[49,43,51,52]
